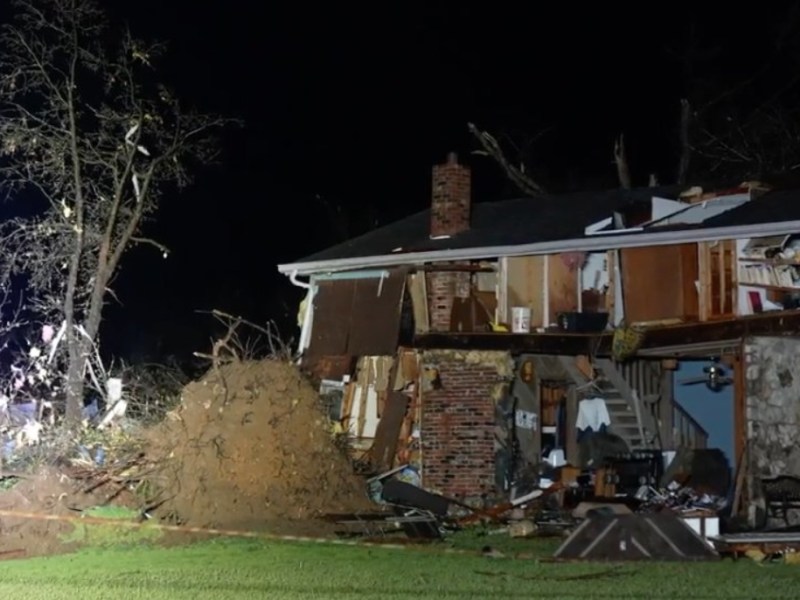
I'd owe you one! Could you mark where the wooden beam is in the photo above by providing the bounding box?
[413,332,607,355]
[413,310,800,357]
[640,310,800,350]
[565,386,578,465]
[659,367,674,449]
[733,344,746,474]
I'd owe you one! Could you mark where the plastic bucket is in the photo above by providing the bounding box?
[511,307,532,333]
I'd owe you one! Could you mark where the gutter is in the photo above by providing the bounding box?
[277,220,800,276]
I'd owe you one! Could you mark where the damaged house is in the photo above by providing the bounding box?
[277,152,800,527]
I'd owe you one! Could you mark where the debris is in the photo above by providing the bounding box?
[572,501,632,520]
[554,513,719,561]
[508,520,536,538]
[481,545,506,559]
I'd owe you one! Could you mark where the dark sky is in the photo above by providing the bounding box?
[95,1,800,362]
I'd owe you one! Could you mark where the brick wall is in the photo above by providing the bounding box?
[427,269,471,332]
[427,271,454,332]
[421,357,504,500]
[430,152,471,238]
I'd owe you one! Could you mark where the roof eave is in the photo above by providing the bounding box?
[276,220,800,276]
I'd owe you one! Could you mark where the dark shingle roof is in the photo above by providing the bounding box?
[290,182,800,266]
[297,185,687,263]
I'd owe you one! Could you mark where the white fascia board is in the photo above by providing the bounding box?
[277,220,800,276]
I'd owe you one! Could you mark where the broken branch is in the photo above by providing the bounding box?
[468,122,547,197]
[614,134,632,189]
[130,236,170,257]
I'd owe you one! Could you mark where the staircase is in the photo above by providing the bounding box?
[558,357,660,451]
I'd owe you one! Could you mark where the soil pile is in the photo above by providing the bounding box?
[147,358,372,532]
[0,467,88,558]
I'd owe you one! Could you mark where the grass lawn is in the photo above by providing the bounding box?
[0,532,797,599]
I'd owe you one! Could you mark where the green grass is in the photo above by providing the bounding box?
[59,506,164,548]
[0,535,798,599]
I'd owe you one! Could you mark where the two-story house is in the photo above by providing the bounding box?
[277,152,800,520]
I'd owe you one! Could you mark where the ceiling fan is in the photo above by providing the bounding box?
[678,361,734,392]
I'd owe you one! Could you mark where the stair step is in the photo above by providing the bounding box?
[604,398,629,406]
[610,412,638,419]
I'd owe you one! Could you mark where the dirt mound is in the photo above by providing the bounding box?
[0,468,83,559]
[146,358,372,531]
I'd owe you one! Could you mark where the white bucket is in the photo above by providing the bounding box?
[511,307,532,333]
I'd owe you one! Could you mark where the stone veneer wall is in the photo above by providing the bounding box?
[744,336,800,525]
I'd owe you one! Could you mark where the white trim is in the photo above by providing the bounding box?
[277,221,800,276]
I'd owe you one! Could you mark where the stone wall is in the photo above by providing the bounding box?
[744,336,800,525]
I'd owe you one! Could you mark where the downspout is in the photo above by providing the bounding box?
[288,270,314,361]
[289,270,311,290]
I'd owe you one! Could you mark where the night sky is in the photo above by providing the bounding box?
[89,2,800,363]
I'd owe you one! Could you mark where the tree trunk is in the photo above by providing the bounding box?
[64,338,86,426]
[63,269,107,427]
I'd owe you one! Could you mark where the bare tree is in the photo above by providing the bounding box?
[692,100,800,178]
[0,0,233,426]
[677,99,692,184]
[468,122,547,197]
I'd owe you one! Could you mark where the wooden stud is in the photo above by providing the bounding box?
[698,242,710,321]
[342,382,356,423]
[565,386,578,465]
[730,241,738,315]
[717,242,725,315]
[605,251,616,317]
[733,346,746,471]
[659,367,674,448]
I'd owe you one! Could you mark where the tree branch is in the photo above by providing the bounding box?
[677,99,692,184]
[614,134,632,189]
[468,122,547,197]
[130,236,169,256]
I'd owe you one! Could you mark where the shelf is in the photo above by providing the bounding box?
[739,257,800,266]
[738,282,800,292]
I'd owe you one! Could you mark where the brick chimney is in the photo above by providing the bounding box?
[430,152,471,238]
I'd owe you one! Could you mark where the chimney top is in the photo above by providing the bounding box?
[430,151,471,238]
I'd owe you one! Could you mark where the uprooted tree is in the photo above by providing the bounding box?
[0,0,232,427]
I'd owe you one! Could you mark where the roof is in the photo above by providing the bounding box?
[278,182,800,276]
[296,185,686,263]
